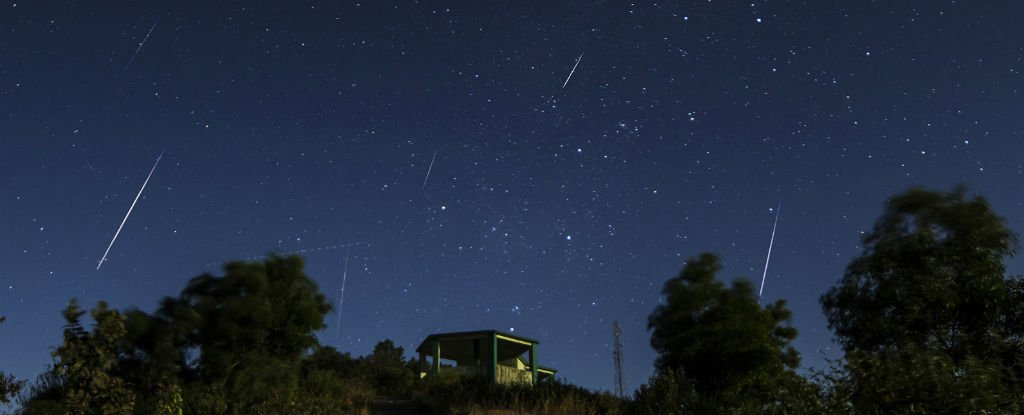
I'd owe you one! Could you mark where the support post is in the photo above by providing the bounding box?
[530,343,538,385]
[491,332,498,383]
[473,339,481,375]
[419,351,426,378]
[432,339,441,376]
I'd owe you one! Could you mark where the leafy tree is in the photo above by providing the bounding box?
[0,372,24,405]
[180,382,227,415]
[14,369,66,415]
[368,339,406,368]
[367,339,415,396]
[843,347,1018,414]
[821,187,1018,358]
[297,346,385,413]
[0,316,27,404]
[628,367,693,415]
[293,369,374,415]
[118,306,189,415]
[647,253,800,411]
[53,299,135,415]
[165,254,332,413]
[820,186,1024,411]
[302,345,360,379]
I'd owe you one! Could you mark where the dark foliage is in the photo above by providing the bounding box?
[647,252,800,408]
[0,317,27,405]
[15,188,1021,415]
[13,369,66,415]
[416,373,623,415]
[53,299,135,415]
[821,186,1024,413]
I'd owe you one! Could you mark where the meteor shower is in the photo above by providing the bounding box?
[2,2,1023,414]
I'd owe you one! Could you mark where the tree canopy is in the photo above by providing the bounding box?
[647,253,800,408]
[1,316,27,404]
[53,300,135,415]
[168,255,331,413]
[821,187,1020,362]
[820,186,1024,413]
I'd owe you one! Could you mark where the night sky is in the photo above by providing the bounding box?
[3,1,1024,395]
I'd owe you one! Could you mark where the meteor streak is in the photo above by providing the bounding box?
[96,150,164,270]
[123,17,160,73]
[758,202,781,298]
[421,150,437,189]
[202,241,368,267]
[335,247,350,339]
[562,53,584,88]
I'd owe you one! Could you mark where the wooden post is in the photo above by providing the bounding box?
[432,339,441,375]
[530,343,538,385]
[491,332,498,383]
[419,351,426,378]
[473,339,481,375]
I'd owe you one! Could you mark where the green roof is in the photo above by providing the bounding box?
[415,329,540,353]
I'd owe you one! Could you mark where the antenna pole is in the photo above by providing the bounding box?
[613,321,625,398]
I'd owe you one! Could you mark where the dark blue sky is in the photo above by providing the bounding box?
[2,1,1024,395]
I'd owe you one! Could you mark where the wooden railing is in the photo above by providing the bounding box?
[496,365,532,385]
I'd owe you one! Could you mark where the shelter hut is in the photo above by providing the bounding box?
[415,330,557,385]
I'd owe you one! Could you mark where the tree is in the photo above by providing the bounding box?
[628,367,693,415]
[1,316,27,404]
[820,186,1024,412]
[13,369,66,415]
[118,306,188,415]
[367,339,415,396]
[53,299,135,415]
[647,253,800,410]
[302,345,360,379]
[165,254,332,413]
[368,339,406,368]
[842,347,1018,414]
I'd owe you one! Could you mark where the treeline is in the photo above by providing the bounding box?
[6,256,427,414]
[630,186,1024,414]
[1,186,1022,414]
[2,256,619,415]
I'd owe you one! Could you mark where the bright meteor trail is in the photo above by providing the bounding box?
[562,53,584,88]
[421,150,437,189]
[759,202,781,298]
[335,247,350,339]
[123,17,160,73]
[96,150,164,270]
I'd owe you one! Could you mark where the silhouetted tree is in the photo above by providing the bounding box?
[14,369,66,415]
[297,347,375,414]
[647,253,801,411]
[302,345,360,379]
[628,367,693,415]
[821,186,1024,413]
[53,299,135,415]
[118,306,189,415]
[0,316,27,404]
[165,255,332,413]
[367,339,415,396]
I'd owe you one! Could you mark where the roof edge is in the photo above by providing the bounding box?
[415,329,541,352]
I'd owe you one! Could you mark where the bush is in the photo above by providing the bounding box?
[294,369,374,415]
[14,369,67,415]
[415,374,623,415]
[628,368,692,415]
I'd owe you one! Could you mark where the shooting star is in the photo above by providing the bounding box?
[421,150,437,189]
[335,247,350,339]
[758,202,781,298]
[202,241,368,267]
[562,53,584,88]
[96,150,164,270]
[123,17,160,73]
